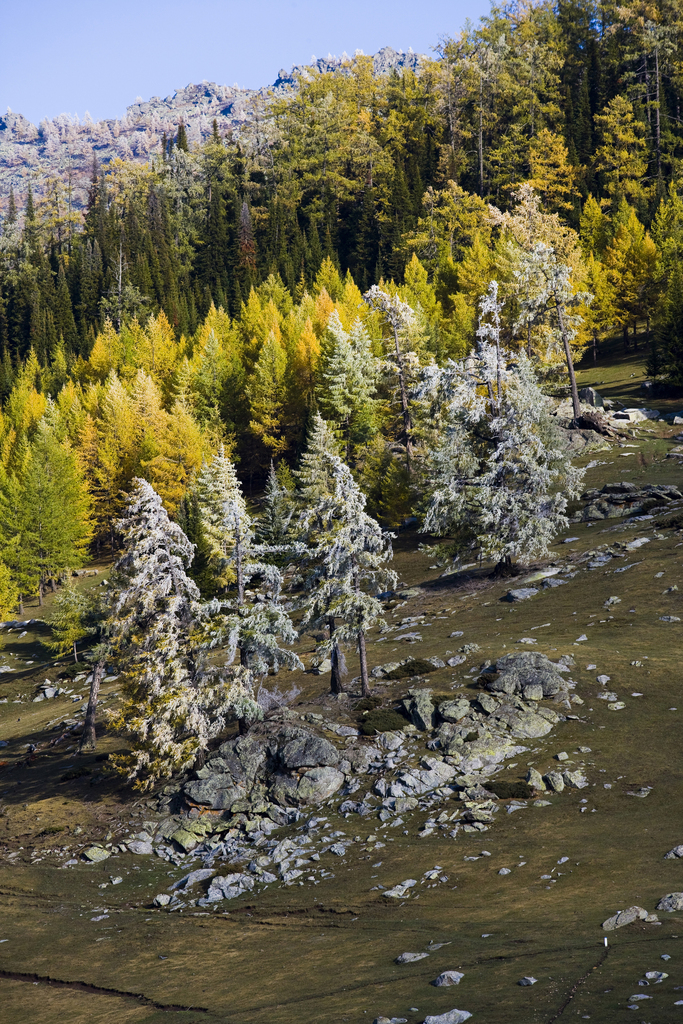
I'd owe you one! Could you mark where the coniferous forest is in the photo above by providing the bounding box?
[1,0,683,777]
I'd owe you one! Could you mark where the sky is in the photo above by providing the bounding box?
[2,0,490,126]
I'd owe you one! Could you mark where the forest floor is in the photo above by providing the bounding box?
[2,349,683,1024]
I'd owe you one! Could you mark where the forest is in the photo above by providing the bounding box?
[0,0,682,781]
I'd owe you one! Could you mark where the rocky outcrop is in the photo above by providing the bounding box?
[481,652,569,700]
[574,482,682,521]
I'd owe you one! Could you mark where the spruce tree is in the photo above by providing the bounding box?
[300,453,396,697]
[108,479,261,785]
[44,581,94,662]
[316,312,378,459]
[194,445,247,588]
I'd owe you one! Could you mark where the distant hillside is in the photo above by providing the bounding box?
[0,47,424,216]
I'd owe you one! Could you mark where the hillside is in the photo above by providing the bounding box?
[0,47,423,215]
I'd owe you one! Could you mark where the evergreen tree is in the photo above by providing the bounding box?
[420,335,583,573]
[257,460,295,546]
[300,453,396,697]
[294,412,340,507]
[194,445,247,589]
[108,479,260,785]
[44,581,94,662]
[316,311,378,459]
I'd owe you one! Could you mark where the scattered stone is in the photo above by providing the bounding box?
[423,1011,472,1024]
[644,971,668,982]
[526,768,546,791]
[498,867,511,875]
[563,771,589,789]
[665,845,683,859]
[602,906,649,930]
[544,771,565,793]
[503,588,539,602]
[657,892,683,913]
[395,951,429,963]
[556,751,569,761]
[518,976,537,986]
[432,971,465,987]
[153,893,171,907]
[82,846,110,862]
[660,615,681,622]
[127,840,154,855]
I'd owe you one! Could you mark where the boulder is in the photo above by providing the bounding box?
[402,688,436,731]
[184,774,244,810]
[423,1011,472,1024]
[603,906,649,930]
[439,699,471,723]
[395,951,429,963]
[432,971,465,987]
[563,770,589,789]
[281,734,340,769]
[526,768,546,791]
[483,651,566,699]
[503,588,539,602]
[544,770,565,793]
[82,846,110,862]
[664,845,683,859]
[656,892,683,912]
[296,766,345,804]
[126,839,154,855]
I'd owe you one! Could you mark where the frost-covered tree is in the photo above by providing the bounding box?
[363,285,421,472]
[108,479,260,786]
[294,413,340,506]
[420,291,583,573]
[316,311,378,458]
[194,444,247,588]
[514,243,592,423]
[300,453,397,697]
[256,461,295,547]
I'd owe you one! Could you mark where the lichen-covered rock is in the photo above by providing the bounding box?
[544,770,565,793]
[402,688,435,730]
[603,906,649,930]
[483,652,567,699]
[295,766,345,804]
[184,774,244,810]
[526,768,546,790]
[281,734,340,769]
[439,699,471,723]
[82,846,110,862]
[657,892,683,912]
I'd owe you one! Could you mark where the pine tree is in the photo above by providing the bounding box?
[316,311,378,459]
[420,334,583,573]
[257,461,295,546]
[108,479,260,785]
[300,453,396,697]
[176,119,189,152]
[0,421,93,604]
[294,412,340,507]
[44,581,94,662]
[194,445,247,589]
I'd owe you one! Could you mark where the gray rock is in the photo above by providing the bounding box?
[432,971,465,987]
[395,951,429,963]
[282,734,340,769]
[447,655,466,667]
[602,906,649,930]
[579,386,604,408]
[526,768,546,791]
[484,651,566,699]
[544,771,565,793]
[508,711,553,739]
[503,588,539,602]
[657,892,683,912]
[82,846,110,862]
[563,770,588,789]
[313,659,332,674]
[126,840,154,855]
[518,976,537,986]
[153,893,171,906]
[170,867,215,890]
[423,1011,472,1024]
[439,699,471,722]
[403,688,435,731]
[296,766,345,804]
[665,845,683,859]
[184,774,243,810]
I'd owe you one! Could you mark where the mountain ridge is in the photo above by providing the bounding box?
[0,46,425,216]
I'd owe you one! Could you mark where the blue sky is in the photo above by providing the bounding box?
[3,0,490,125]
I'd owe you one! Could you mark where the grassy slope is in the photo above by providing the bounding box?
[1,350,683,1022]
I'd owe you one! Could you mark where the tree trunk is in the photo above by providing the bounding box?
[38,581,43,607]
[556,300,581,424]
[633,321,638,351]
[593,331,597,363]
[358,630,370,698]
[79,659,105,753]
[73,641,78,663]
[51,578,57,593]
[328,616,343,694]
[655,46,662,180]
[18,595,23,615]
